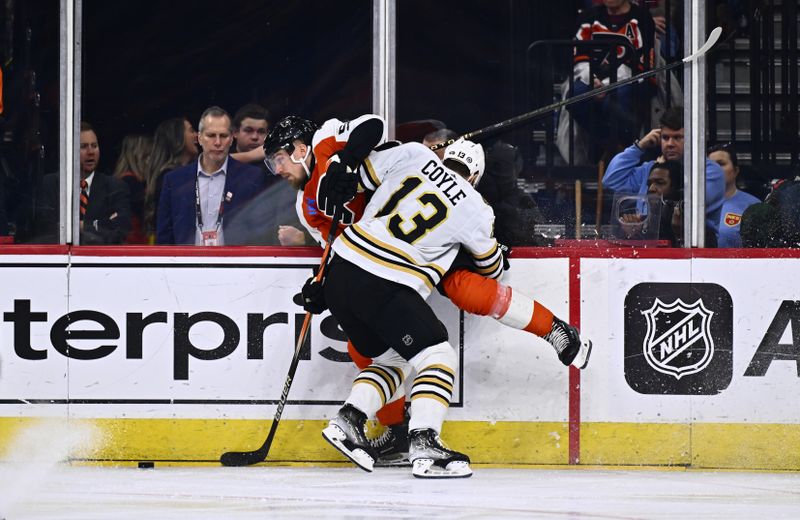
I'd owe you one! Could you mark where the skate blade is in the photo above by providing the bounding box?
[572,339,593,370]
[411,458,472,479]
[374,453,411,468]
[322,425,374,472]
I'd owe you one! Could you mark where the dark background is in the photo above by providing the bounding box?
[2,0,585,173]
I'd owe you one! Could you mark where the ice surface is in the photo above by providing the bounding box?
[1,464,798,519]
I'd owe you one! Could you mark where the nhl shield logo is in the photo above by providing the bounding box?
[641,298,715,380]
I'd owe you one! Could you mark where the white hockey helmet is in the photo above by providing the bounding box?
[443,138,485,187]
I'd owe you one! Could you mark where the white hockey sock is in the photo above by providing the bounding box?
[346,363,405,419]
[407,342,457,433]
[493,286,535,330]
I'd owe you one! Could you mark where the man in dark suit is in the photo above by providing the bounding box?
[38,122,131,244]
[156,106,267,245]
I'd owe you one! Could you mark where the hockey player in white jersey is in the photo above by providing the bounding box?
[321,141,503,478]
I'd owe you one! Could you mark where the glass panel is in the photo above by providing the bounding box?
[706,0,800,248]
[0,0,60,244]
[79,0,371,245]
[397,0,693,248]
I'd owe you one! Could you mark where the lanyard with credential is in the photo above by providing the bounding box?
[195,172,227,231]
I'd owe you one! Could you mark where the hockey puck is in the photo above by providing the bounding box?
[138,461,155,469]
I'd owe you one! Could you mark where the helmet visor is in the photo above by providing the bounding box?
[264,147,293,176]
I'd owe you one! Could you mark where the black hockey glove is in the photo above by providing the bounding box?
[301,276,327,314]
[498,243,511,271]
[318,152,359,217]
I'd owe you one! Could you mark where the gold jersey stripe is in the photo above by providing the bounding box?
[413,376,454,393]
[475,256,503,277]
[410,391,450,407]
[351,224,447,278]
[362,366,398,396]
[353,378,388,406]
[363,158,382,189]
[421,364,456,379]
[340,233,435,290]
[473,243,499,262]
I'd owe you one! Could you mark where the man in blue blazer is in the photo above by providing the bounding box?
[156,106,267,245]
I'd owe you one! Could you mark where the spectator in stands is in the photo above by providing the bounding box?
[146,117,199,242]
[646,159,684,246]
[649,0,681,61]
[223,103,310,246]
[708,142,759,248]
[156,106,266,245]
[423,128,459,159]
[567,0,657,159]
[616,160,684,244]
[229,103,271,165]
[39,122,131,244]
[479,141,545,246]
[603,106,725,245]
[113,134,152,244]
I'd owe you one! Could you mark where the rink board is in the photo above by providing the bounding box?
[0,247,798,469]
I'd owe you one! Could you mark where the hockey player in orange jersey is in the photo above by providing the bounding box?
[263,115,592,466]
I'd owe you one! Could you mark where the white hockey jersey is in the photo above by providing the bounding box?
[332,142,503,299]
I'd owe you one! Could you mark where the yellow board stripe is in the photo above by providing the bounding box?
[1,418,797,469]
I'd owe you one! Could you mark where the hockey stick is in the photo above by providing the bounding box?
[430,26,723,150]
[220,209,342,467]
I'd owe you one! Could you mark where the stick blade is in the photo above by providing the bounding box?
[220,449,267,467]
[684,26,723,62]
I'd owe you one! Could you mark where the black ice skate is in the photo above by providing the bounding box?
[371,421,410,467]
[322,404,378,472]
[409,428,472,479]
[543,317,592,369]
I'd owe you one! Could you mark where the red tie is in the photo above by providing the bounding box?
[79,179,88,220]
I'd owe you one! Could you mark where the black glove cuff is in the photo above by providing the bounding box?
[335,148,358,170]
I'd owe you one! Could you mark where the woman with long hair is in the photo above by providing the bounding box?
[145,117,198,242]
[113,134,153,244]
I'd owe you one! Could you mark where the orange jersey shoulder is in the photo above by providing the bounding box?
[301,136,367,241]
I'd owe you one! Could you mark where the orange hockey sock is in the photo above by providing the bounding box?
[523,301,555,337]
[347,340,372,370]
[376,398,406,427]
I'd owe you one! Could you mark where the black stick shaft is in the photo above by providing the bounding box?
[220,209,342,467]
[431,27,723,150]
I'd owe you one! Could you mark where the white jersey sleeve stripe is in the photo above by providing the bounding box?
[473,242,499,262]
[474,255,503,279]
[359,157,382,192]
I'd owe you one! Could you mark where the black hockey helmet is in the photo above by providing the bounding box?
[263,116,318,157]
